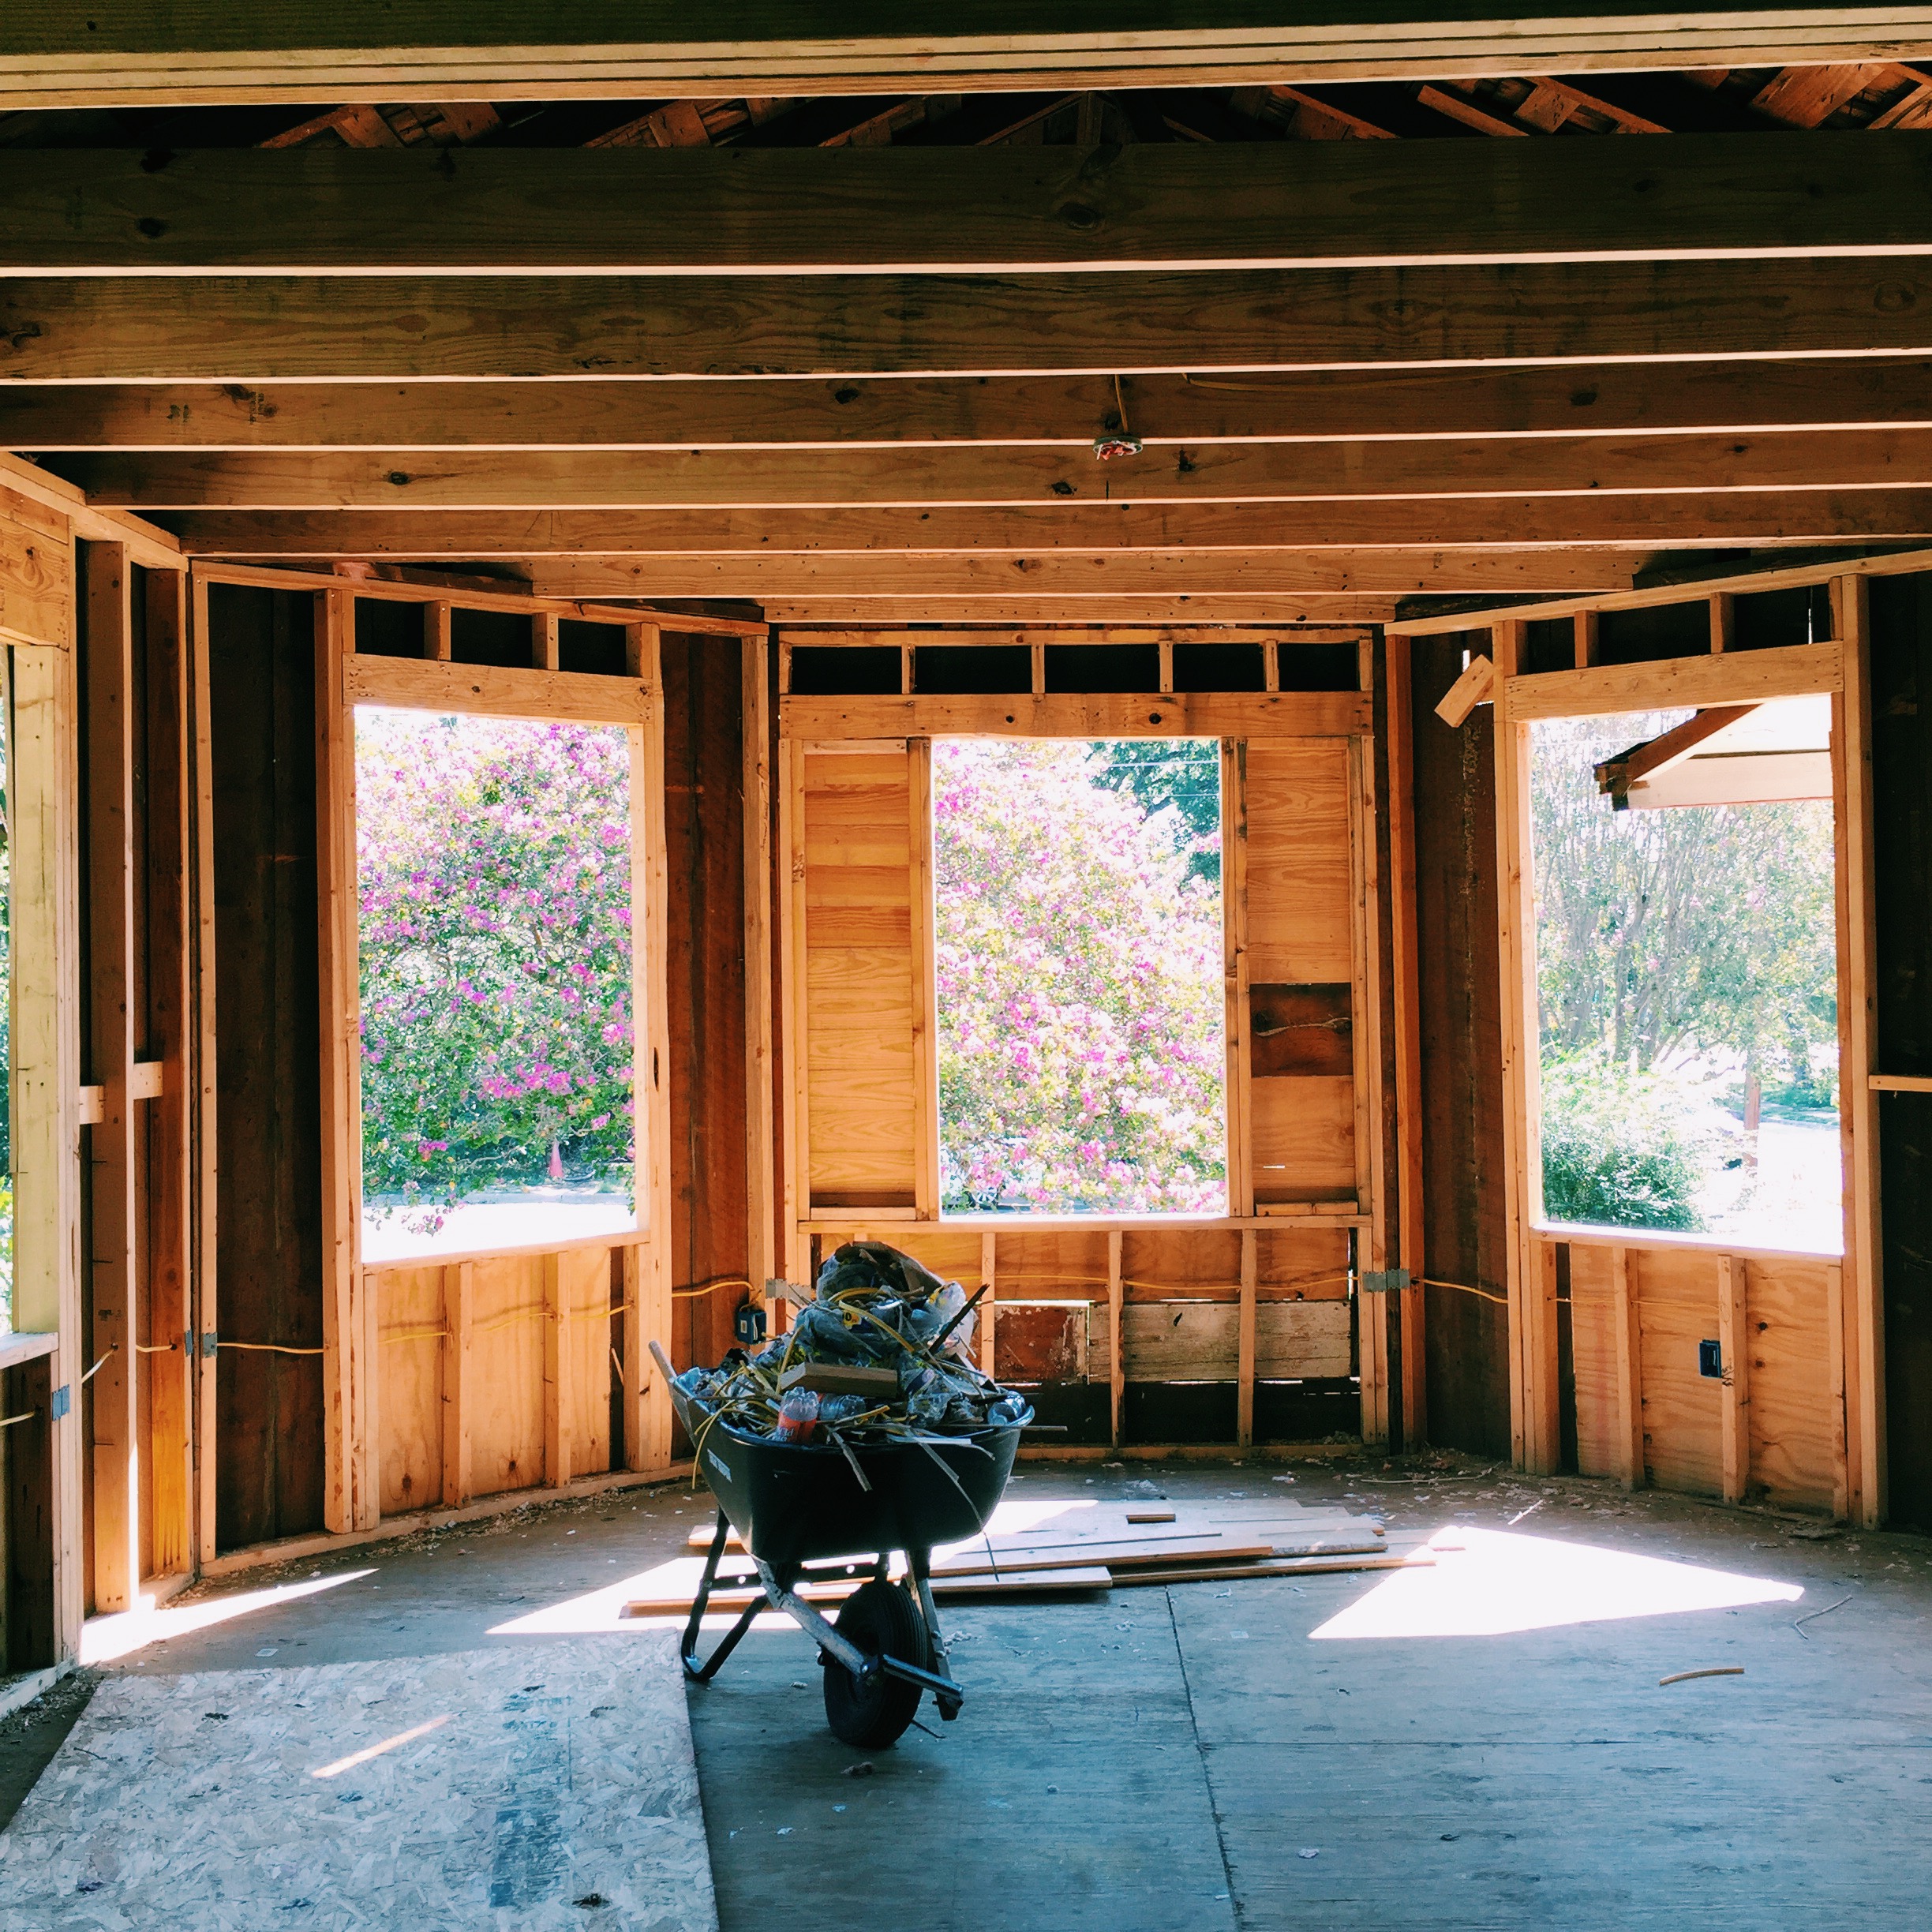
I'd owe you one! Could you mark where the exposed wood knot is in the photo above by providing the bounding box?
[138,148,174,174]
[1874,281,1918,314]
[387,470,412,488]
[136,216,167,240]
[1048,480,1076,496]
[1058,201,1102,233]
[832,385,862,405]
[1569,387,1598,408]
[0,321,43,354]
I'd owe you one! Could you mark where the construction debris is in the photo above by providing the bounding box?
[623,1496,1429,1616]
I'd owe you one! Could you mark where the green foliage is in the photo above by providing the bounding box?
[1531,713,1838,1086]
[934,740,1226,1214]
[1540,1057,1704,1232]
[1085,739,1222,885]
[356,710,634,1230]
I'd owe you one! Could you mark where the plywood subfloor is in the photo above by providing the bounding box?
[0,1638,715,1930]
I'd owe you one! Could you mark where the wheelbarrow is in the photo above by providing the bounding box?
[653,1341,1032,1747]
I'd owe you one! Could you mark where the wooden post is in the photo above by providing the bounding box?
[1573,610,1598,670]
[632,623,675,1470]
[83,541,140,1615]
[979,1230,997,1379]
[313,587,373,1531]
[1107,1229,1125,1450]
[422,600,451,661]
[1611,1245,1644,1490]
[12,618,86,1657]
[1352,723,1391,1447]
[908,735,940,1219]
[1492,620,1559,1473]
[188,569,219,1567]
[741,635,777,1317]
[543,1251,570,1488]
[531,609,560,670]
[1709,593,1736,655]
[1222,739,1252,1218]
[781,739,811,1288]
[1825,1257,1850,1519]
[1718,1254,1750,1504]
[441,1260,472,1507]
[144,566,194,1581]
[1831,573,1884,1525]
[1385,634,1427,1447]
[1158,638,1174,695]
[1237,1228,1257,1450]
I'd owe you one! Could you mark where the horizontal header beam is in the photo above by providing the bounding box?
[6,260,1932,380]
[6,8,1932,107]
[1502,638,1842,721]
[58,428,1932,510]
[343,652,653,724]
[160,491,1932,558]
[781,687,1370,740]
[16,361,1932,450]
[8,138,1932,276]
[524,549,1639,599]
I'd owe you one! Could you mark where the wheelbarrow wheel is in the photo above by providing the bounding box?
[822,1579,930,1748]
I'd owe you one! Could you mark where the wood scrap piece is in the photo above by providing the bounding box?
[1657,1666,1745,1687]
[1106,1549,1434,1587]
[778,1361,899,1397]
[621,1563,1112,1617]
[1126,1508,1177,1523]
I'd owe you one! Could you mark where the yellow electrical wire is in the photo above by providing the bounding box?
[1421,1276,1510,1308]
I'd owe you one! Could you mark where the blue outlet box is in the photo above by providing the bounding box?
[1698,1339,1723,1379]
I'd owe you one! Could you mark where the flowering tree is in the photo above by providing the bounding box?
[356,708,634,1226]
[934,739,1226,1214]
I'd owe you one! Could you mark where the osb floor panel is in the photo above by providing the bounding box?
[0,1638,714,1931]
[2,1459,1930,1929]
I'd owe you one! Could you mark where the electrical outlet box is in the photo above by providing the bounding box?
[1698,1339,1723,1379]
[732,1300,767,1346]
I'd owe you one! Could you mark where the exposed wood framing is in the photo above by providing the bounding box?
[1833,572,1885,1525]
[340,655,651,725]
[782,691,1368,740]
[10,261,1932,384]
[6,15,1932,109]
[1610,1244,1645,1489]
[1108,1230,1125,1449]
[1352,718,1391,1449]
[82,541,140,1613]
[1384,635,1427,1447]
[1237,1229,1257,1449]
[1222,739,1253,1219]
[313,587,374,1534]
[906,736,940,1220]
[441,1261,473,1507]
[9,137,1932,275]
[1718,1253,1750,1503]
[742,635,777,1320]
[187,571,218,1567]
[143,566,195,1582]
[1490,619,1559,1473]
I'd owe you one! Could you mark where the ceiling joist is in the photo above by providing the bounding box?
[6,136,1932,274]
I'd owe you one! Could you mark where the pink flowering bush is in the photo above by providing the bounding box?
[934,740,1226,1214]
[356,709,634,1224]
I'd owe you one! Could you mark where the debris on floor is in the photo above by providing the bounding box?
[622,1495,1428,1616]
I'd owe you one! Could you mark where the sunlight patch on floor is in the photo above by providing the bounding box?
[80,1569,376,1665]
[1310,1526,1803,1640]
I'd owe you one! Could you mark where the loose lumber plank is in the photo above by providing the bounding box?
[526,553,1640,601]
[33,361,1932,451]
[69,428,1932,509]
[6,10,1932,107]
[10,261,1932,381]
[623,1565,1114,1616]
[12,137,1932,275]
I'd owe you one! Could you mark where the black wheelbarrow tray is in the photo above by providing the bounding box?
[652,1340,1032,1747]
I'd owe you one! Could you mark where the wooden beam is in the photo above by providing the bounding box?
[313,587,373,1533]
[766,597,1404,624]
[9,260,1932,381]
[340,654,651,725]
[1434,653,1495,727]
[1237,1229,1257,1450]
[782,690,1366,740]
[6,10,1932,109]
[82,541,139,1615]
[524,552,1640,601]
[742,635,777,1329]
[1108,1229,1125,1451]
[10,137,1932,273]
[1611,1243,1644,1488]
[65,428,1932,510]
[1718,1252,1750,1504]
[1384,635,1425,1448]
[441,1260,473,1507]
[187,570,218,1568]
[1833,572,1885,1526]
[1504,640,1842,723]
[906,736,940,1220]
[143,565,195,1582]
[1594,702,1759,799]
[28,361,1932,451]
[159,492,1932,560]
[635,625,676,1472]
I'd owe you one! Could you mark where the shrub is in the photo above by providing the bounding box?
[1540,1056,1704,1232]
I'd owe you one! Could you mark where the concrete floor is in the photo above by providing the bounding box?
[4,1455,1930,1929]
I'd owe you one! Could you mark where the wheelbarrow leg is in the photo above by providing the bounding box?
[681,1511,762,1684]
[907,1547,964,1721]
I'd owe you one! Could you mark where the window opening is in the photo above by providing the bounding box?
[355,706,636,1260]
[1530,698,1840,1252]
[934,738,1226,1215]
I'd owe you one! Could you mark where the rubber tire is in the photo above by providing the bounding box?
[822,1579,930,1749]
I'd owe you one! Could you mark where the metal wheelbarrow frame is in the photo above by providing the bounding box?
[657,1345,1031,1742]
